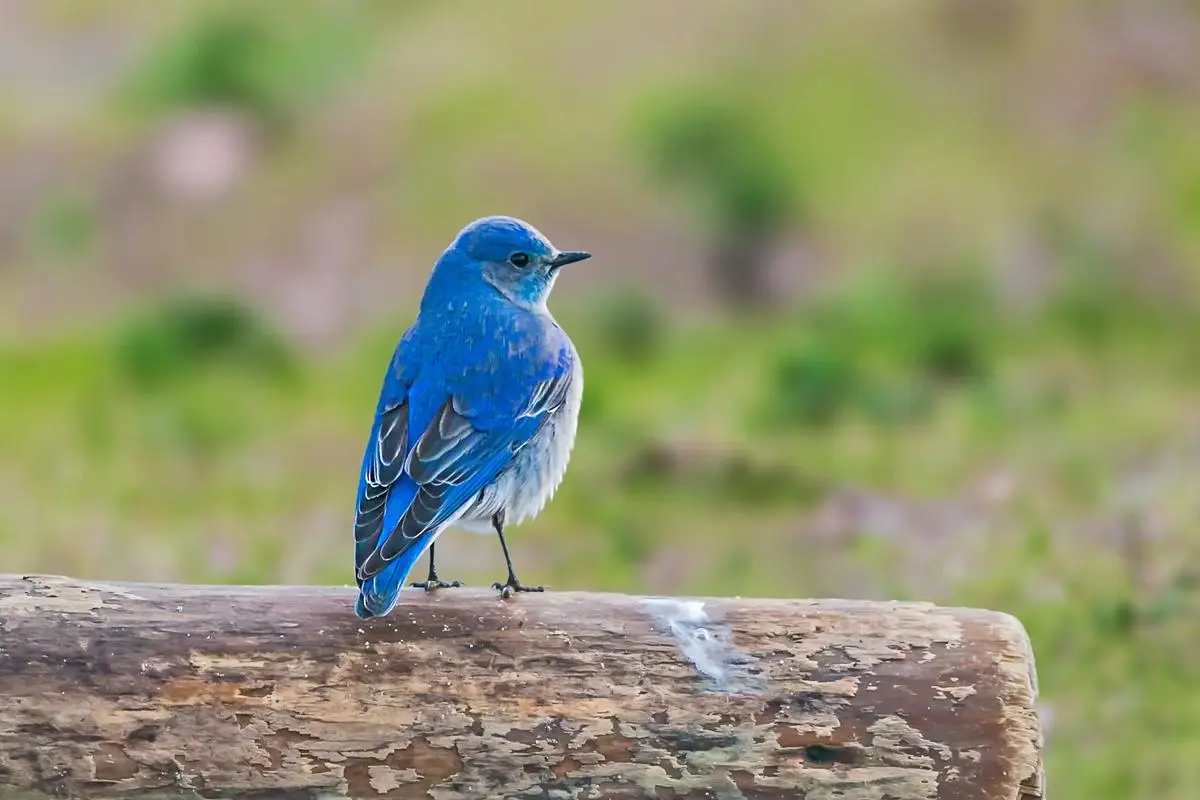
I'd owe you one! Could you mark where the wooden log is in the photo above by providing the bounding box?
[0,574,1043,800]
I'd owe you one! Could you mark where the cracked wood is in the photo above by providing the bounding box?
[0,574,1043,799]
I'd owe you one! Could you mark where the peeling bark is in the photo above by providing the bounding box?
[0,575,1043,799]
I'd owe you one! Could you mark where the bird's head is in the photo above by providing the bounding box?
[433,216,591,310]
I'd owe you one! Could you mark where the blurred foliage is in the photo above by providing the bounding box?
[121,6,371,127]
[114,294,295,390]
[590,287,666,364]
[638,90,797,307]
[641,93,795,238]
[618,436,820,508]
[768,343,862,427]
[806,269,998,382]
[763,268,998,428]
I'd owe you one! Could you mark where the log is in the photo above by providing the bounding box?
[0,574,1043,800]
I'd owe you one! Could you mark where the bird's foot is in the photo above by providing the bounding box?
[492,576,545,599]
[410,579,463,592]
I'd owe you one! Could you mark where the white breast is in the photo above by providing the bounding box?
[456,353,583,533]
[502,353,583,525]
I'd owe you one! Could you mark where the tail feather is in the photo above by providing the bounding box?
[354,532,433,619]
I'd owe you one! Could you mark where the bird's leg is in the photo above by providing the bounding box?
[409,543,463,591]
[490,510,545,599]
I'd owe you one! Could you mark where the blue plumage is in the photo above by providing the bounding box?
[352,216,590,618]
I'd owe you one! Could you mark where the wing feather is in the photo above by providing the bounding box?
[356,365,572,581]
[353,400,408,546]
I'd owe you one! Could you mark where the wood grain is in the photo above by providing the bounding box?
[0,574,1043,799]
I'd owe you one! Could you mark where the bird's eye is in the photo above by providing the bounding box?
[509,252,530,268]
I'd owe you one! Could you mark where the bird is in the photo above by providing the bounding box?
[351,215,591,619]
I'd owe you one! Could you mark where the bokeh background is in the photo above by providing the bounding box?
[2,1,1199,796]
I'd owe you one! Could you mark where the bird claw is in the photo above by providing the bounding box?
[410,579,463,592]
[492,578,545,599]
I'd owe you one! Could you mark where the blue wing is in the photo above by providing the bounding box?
[353,335,574,618]
[352,340,415,579]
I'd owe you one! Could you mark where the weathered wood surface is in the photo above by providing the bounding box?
[0,574,1043,800]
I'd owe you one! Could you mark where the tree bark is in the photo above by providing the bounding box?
[0,574,1043,800]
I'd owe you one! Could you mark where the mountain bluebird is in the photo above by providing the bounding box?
[352,215,590,619]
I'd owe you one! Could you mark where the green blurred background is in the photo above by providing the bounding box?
[2,1,1199,796]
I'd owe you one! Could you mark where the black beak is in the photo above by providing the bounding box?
[549,250,592,268]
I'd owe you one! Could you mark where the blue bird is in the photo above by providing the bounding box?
[352,216,590,619]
